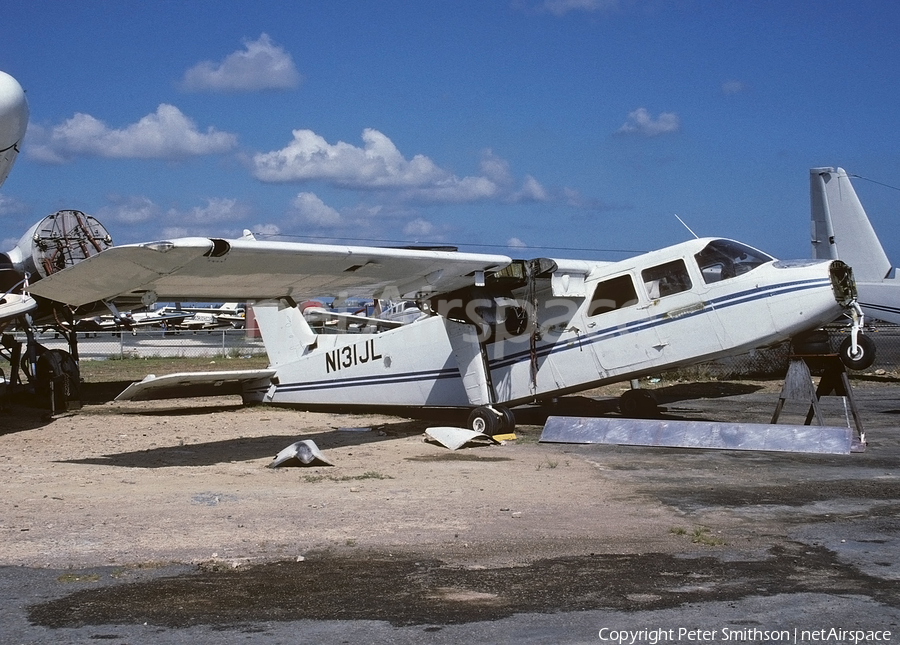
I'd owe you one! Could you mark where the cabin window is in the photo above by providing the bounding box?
[694,239,773,284]
[641,259,692,299]
[588,274,639,316]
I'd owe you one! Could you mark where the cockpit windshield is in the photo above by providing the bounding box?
[694,240,773,284]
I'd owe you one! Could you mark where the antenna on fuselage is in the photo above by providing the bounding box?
[674,214,699,239]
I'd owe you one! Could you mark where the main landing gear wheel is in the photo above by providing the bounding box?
[467,405,516,436]
[618,389,659,418]
[839,334,876,371]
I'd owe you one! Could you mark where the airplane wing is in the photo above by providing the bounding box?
[28,236,512,307]
[115,369,277,401]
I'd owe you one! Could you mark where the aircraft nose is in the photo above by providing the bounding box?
[0,70,29,147]
[828,259,857,307]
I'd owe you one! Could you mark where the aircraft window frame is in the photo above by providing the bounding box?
[641,259,692,299]
[694,240,773,284]
[588,274,639,317]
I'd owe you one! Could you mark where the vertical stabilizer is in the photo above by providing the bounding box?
[810,167,891,281]
[251,300,316,366]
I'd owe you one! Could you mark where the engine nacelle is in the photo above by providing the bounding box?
[1,210,113,291]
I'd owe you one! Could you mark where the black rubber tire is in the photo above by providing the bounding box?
[839,334,876,371]
[496,405,516,434]
[468,406,500,435]
[35,349,80,410]
[618,389,659,418]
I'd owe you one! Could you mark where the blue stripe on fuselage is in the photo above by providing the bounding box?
[272,367,460,394]
[489,277,832,370]
[267,276,832,396]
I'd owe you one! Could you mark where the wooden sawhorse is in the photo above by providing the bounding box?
[771,355,865,448]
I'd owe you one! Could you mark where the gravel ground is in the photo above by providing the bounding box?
[1,376,899,643]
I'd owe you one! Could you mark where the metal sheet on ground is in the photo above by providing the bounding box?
[539,416,861,454]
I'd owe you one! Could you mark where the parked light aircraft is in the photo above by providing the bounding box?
[73,307,191,333]
[811,167,900,337]
[29,228,868,429]
[174,303,245,330]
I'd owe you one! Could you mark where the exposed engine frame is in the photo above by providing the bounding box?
[0,210,112,412]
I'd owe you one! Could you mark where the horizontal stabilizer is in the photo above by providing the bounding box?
[540,416,863,454]
[115,368,276,401]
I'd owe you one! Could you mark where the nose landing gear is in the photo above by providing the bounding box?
[840,301,876,371]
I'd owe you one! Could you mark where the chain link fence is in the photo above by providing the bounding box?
[19,328,267,361]
[15,323,900,378]
[676,323,900,379]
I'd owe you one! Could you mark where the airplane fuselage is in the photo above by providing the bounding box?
[246,238,853,410]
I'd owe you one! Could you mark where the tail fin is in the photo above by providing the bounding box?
[810,167,892,281]
[251,299,317,366]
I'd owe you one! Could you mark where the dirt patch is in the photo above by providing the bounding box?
[28,543,898,628]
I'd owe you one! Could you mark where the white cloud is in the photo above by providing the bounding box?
[291,191,343,227]
[252,128,505,203]
[180,34,301,93]
[542,0,619,15]
[0,193,28,217]
[97,195,160,224]
[513,175,548,202]
[616,108,680,137]
[507,237,528,249]
[403,218,435,237]
[479,150,548,203]
[95,195,251,241]
[171,197,252,224]
[160,226,190,239]
[479,150,514,187]
[26,105,238,163]
[251,223,281,237]
[721,80,746,95]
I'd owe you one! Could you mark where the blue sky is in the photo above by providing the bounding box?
[2,0,899,264]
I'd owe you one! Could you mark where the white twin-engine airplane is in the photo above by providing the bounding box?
[0,70,112,333]
[29,230,868,431]
[1,69,112,407]
[0,69,37,323]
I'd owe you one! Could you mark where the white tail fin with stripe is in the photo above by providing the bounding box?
[810,167,892,281]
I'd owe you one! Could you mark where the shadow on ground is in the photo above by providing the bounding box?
[57,419,432,468]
